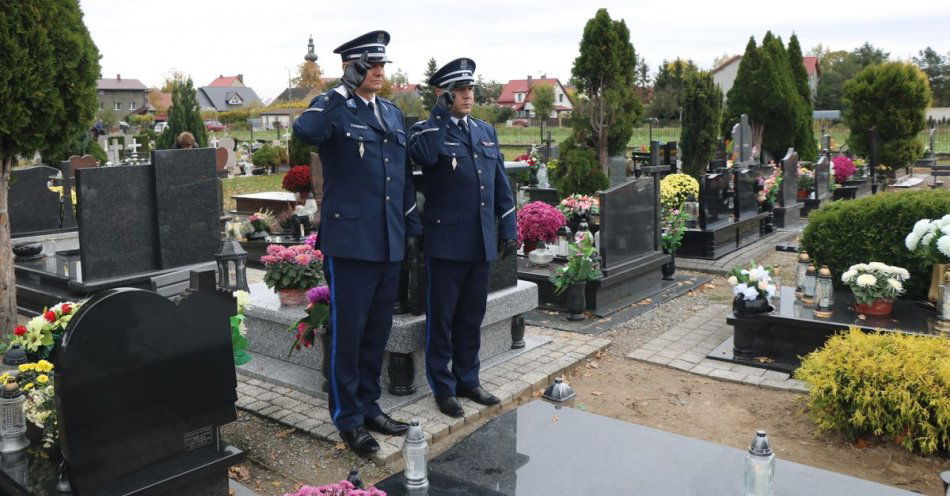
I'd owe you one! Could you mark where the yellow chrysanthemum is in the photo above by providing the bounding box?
[22,383,34,391]
[35,360,53,373]
[18,364,33,373]
[36,375,49,384]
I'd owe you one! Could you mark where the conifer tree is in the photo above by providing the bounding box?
[0,0,101,332]
[420,58,438,113]
[680,72,722,178]
[157,78,208,149]
[788,34,818,160]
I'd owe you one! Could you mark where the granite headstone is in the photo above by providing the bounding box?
[608,155,628,186]
[733,167,758,219]
[152,148,221,269]
[814,155,830,200]
[76,165,160,279]
[597,177,655,269]
[731,114,753,163]
[55,284,242,495]
[699,173,730,228]
[9,165,65,236]
[779,148,799,207]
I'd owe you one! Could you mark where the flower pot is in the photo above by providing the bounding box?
[928,264,949,303]
[732,295,772,315]
[277,288,308,306]
[796,189,809,200]
[566,282,587,321]
[247,230,267,240]
[661,250,676,281]
[854,298,893,316]
[523,240,538,254]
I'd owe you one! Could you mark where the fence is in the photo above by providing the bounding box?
[494,123,950,154]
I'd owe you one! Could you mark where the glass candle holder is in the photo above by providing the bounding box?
[802,264,817,305]
[795,251,810,299]
[403,420,429,489]
[938,272,950,330]
[814,266,834,318]
[0,383,28,454]
[528,241,554,267]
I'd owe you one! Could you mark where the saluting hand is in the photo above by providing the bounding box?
[435,82,456,111]
[342,51,372,95]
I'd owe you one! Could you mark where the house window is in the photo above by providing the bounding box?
[559,94,564,103]
[114,102,121,111]
[129,101,137,111]
[516,93,523,102]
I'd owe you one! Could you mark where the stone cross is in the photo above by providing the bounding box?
[127,138,141,155]
[108,141,124,165]
[821,134,831,155]
[731,114,753,164]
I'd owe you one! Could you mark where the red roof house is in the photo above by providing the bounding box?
[208,74,246,87]
[497,76,574,118]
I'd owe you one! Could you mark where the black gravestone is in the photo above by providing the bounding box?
[152,149,221,269]
[9,165,64,237]
[76,165,160,280]
[779,148,799,207]
[814,155,830,200]
[57,162,78,231]
[699,173,730,228]
[734,168,758,219]
[731,114,753,163]
[597,177,655,269]
[55,285,243,495]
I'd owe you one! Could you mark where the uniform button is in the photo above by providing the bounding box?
[436,219,441,224]
[346,132,351,137]
[334,213,340,218]
[385,196,391,201]
[477,169,482,174]
[358,136,363,140]
[436,116,442,120]
[385,158,389,163]
[481,202,486,207]
[386,176,391,182]
[480,186,485,191]
[384,139,388,143]
[474,154,479,158]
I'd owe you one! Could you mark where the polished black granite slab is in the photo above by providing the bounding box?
[152,149,221,269]
[710,286,942,372]
[597,177,655,269]
[9,165,67,237]
[376,400,913,495]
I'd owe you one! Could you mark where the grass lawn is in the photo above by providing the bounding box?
[221,174,283,212]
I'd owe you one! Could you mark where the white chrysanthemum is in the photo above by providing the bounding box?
[841,269,857,283]
[906,231,922,251]
[937,215,950,229]
[912,219,933,237]
[742,286,761,301]
[728,276,739,286]
[850,263,869,272]
[896,267,911,280]
[868,262,888,271]
[734,282,748,295]
[765,284,776,299]
[938,235,950,259]
[922,230,936,246]
[856,274,877,287]
[887,279,903,292]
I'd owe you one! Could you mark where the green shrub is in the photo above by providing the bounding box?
[252,144,279,167]
[88,140,107,164]
[550,137,608,195]
[801,189,950,299]
[289,132,318,165]
[794,328,950,454]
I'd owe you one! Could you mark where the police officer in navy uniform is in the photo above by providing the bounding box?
[292,30,421,456]
[408,58,518,418]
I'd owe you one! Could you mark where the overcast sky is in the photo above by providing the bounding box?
[80,0,950,101]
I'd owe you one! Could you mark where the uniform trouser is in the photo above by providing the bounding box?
[324,256,401,432]
[425,256,491,398]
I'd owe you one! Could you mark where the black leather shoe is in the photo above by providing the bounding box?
[364,413,410,436]
[340,426,380,457]
[435,396,465,418]
[459,387,500,406]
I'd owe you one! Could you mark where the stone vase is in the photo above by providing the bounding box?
[732,294,772,315]
[854,298,893,316]
[566,282,587,321]
[928,263,949,303]
[277,288,308,306]
[661,249,676,281]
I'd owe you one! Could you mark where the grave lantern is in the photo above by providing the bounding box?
[215,239,249,291]
[937,272,950,331]
[683,196,699,228]
[542,377,576,408]
[402,419,429,490]
[0,345,27,378]
[795,251,810,299]
[813,266,835,318]
[802,265,818,304]
[0,382,29,454]
[556,225,573,257]
[528,241,554,267]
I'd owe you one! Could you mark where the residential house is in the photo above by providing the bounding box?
[272,78,339,104]
[497,76,574,121]
[96,74,149,121]
[197,86,262,113]
[260,108,305,130]
[208,74,246,88]
[712,55,821,101]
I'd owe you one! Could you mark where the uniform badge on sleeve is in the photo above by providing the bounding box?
[346,99,357,109]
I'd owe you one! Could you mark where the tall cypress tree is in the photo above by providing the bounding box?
[680,71,722,178]
[157,78,207,149]
[788,34,818,160]
[420,58,438,113]
[725,37,767,154]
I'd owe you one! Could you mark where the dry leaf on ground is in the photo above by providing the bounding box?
[335,442,347,451]
[276,428,295,439]
[229,466,251,482]
[591,391,604,396]
[755,357,775,364]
